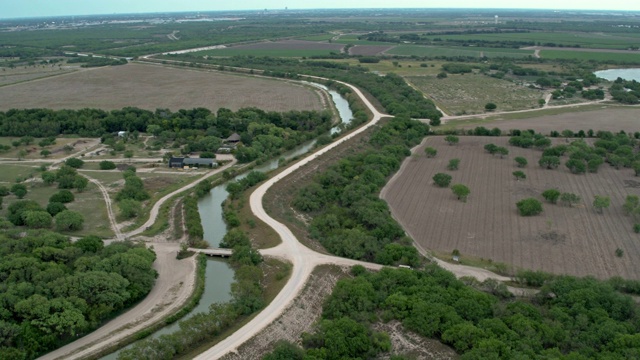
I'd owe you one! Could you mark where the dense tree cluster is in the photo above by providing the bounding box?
[264,265,640,360]
[293,117,427,265]
[0,233,156,359]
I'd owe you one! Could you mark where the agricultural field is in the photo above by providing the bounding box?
[348,45,395,56]
[382,136,640,280]
[196,40,345,57]
[407,73,544,115]
[433,31,640,50]
[455,107,640,134]
[540,49,640,63]
[0,63,77,87]
[386,45,534,58]
[0,63,324,112]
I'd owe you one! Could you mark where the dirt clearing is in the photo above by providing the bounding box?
[0,63,324,112]
[382,136,640,280]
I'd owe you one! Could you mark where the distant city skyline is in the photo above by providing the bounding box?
[2,1,640,19]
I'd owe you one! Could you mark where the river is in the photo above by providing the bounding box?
[594,68,640,82]
[102,82,352,359]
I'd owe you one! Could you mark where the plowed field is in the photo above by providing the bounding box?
[382,136,640,280]
[0,63,324,112]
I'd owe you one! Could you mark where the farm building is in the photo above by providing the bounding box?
[226,133,241,143]
[169,157,217,168]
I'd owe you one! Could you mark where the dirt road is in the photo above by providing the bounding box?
[39,242,196,360]
[81,172,123,240]
[38,161,237,360]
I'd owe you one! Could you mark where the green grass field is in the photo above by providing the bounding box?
[540,50,640,63]
[408,73,544,115]
[386,45,534,58]
[433,32,640,50]
[195,48,341,58]
[297,34,336,41]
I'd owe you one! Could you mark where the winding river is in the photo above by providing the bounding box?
[102,82,352,359]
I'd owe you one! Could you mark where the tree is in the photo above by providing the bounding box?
[448,158,460,170]
[118,199,142,219]
[593,195,611,214]
[560,192,581,207]
[444,135,459,146]
[49,190,74,204]
[40,149,51,158]
[124,150,134,161]
[433,173,452,188]
[41,171,56,185]
[539,156,560,169]
[17,149,27,160]
[542,189,561,204]
[424,147,437,158]
[65,158,84,169]
[23,210,52,229]
[495,147,509,158]
[0,185,8,196]
[484,143,498,154]
[54,210,84,231]
[566,159,586,174]
[11,184,27,199]
[623,195,640,216]
[485,102,497,111]
[437,72,448,79]
[74,176,89,192]
[146,124,162,137]
[515,157,528,168]
[46,202,67,216]
[99,161,116,170]
[513,171,526,181]
[588,157,604,173]
[517,198,543,216]
[451,184,470,202]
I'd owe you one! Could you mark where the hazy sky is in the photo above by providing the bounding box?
[3,0,639,19]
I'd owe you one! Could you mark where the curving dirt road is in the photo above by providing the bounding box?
[81,172,123,240]
[38,160,237,360]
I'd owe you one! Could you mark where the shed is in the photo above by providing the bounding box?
[183,158,217,168]
[169,157,185,168]
[226,133,241,143]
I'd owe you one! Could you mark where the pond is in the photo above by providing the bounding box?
[594,68,640,82]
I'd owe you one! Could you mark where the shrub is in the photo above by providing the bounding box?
[433,173,452,187]
[484,102,497,111]
[517,198,543,216]
[99,160,116,170]
[447,158,460,170]
[10,184,27,199]
[65,158,84,169]
[542,189,561,204]
[513,171,526,180]
[515,157,528,168]
[49,190,74,204]
[451,184,470,202]
[46,202,67,216]
[424,147,437,158]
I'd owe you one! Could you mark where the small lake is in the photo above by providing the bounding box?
[594,68,640,82]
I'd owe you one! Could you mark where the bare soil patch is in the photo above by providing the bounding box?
[0,63,323,112]
[382,136,640,280]
[462,106,640,134]
[229,39,344,51]
[349,45,396,56]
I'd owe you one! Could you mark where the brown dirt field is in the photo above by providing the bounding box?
[0,63,324,112]
[348,45,396,56]
[382,136,640,280]
[460,107,640,134]
[230,39,344,51]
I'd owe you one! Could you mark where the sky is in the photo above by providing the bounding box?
[2,0,639,19]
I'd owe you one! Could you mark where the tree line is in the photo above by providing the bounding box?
[293,117,428,266]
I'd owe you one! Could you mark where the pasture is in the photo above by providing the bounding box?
[386,45,534,58]
[196,40,345,58]
[382,136,640,280]
[0,63,324,112]
[540,49,640,63]
[407,73,543,115]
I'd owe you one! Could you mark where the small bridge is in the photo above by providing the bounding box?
[188,247,233,258]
